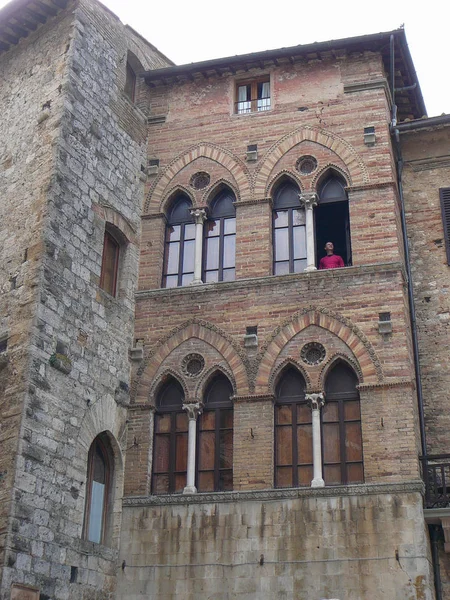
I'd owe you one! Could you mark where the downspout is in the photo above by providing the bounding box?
[389,34,427,457]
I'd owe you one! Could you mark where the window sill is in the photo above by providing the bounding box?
[76,538,118,560]
[123,480,422,507]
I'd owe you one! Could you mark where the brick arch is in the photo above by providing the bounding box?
[202,178,240,207]
[148,368,190,407]
[267,169,304,197]
[312,163,350,192]
[255,306,382,393]
[78,396,126,460]
[160,185,195,215]
[269,357,312,395]
[254,126,369,197]
[318,352,364,388]
[94,203,137,244]
[133,318,250,402]
[195,364,237,400]
[144,143,251,213]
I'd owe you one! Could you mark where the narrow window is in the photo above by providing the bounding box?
[203,189,236,283]
[323,362,364,485]
[274,368,312,488]
[235,78,270,114]
[100,230,120,297]
[440,188,450,265]
[84,434,113,544]
[273,179,306,275]
[316,173,351,267]
[197,374,233,492]
[152,378,188,494]
[163,195,195,287]
[124,61,136,102]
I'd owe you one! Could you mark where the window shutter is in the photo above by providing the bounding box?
[440,188,450,265]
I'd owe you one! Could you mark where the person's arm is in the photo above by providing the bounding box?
[337,255,345,267]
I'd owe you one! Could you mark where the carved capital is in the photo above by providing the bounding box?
[182,401,203,420]
[299,192,318,210]
[189,207,207,225]
[306,392,325,410]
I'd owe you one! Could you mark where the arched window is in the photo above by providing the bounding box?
[323,362,363,485]
[316,172,352,266]
[84,434,113,544]
[274,368,312,488]
[203,189,236,283]
[272,180,307,275]
[152,378,188,494]
[163,195,195,287]
[197,374,233,491]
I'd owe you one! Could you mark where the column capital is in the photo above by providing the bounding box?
[306,392,325,410]
[189,207,207,224]
[182,401,203,420]
[299,192,318,209]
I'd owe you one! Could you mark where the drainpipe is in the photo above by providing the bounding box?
[389,34,427,458]
[430,525,443,600]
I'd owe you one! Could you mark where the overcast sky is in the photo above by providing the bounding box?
[1,0,448,116]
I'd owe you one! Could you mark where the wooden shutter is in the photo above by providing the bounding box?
[440,188,450,265]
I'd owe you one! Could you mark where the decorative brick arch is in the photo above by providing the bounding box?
[318,352,364,387]
[144,143,251,213]
[147,368,190,407]
[195,364,237,399]
[202,178,240,207]
[254,306,382,393]
[93,203,137,244]
[266,170,304,197]
[254,126,369,197]
[133,318,250,402]
[160,185,195,214]
[269,358,312,395]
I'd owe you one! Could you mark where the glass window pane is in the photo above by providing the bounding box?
[274,210,288,228]
[275,228,289,262]
[293,259,307,273]
[153,474,169,495]
[276,405,292,425]
[297,404,311,424]
[198,472,215,492]
[174,473,186,493]
[347,463,364,483]
[165,275,178,288]
[323,423,340,463]
[206,237,220,270]
[220,470,233,491]
[205,270,219,283]
[206,219,220,237]
[274,261,290,275]
[93,448,106,483]
[168,225,180,242]
[200,411,216,431]
[182,273,194,286]
[293,226,306,259]
[345,422,363,462]
[175,432,188,471]
[276,426,292,466]
[223,235,235,269]
[297,424,313,464]
[344,401,361,421]
[184,223,196,240]
[322,402,339,423]
[155,414,171,434]
[183,239,195,273]
[298,466,313,487]
[88,481,105,543]
[176,412,188,431]
[324,464,342,485]
[153,435,170,472]
[220,409,233,429]
[224,218,236,235]
[220,431,233,469]
[222,268,235,282]
[166,242,180,274]
[199,431,215,470]
[276,466,292,488]
[292,209,306,226]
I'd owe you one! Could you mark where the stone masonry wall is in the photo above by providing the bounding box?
[0,1,171,599]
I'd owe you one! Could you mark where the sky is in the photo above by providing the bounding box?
[1,0,449,116]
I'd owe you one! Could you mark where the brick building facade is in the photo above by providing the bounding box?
[1,1,449,599]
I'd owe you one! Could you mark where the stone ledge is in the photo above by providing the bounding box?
[135,262,406,300]
[123,480,424,507]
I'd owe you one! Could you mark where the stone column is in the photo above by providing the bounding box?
[189,208,207,285]
[299,192,318,272]
[182,401,203,494]
[306,392,325,488]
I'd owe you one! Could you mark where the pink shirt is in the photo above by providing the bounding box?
[318,254,345,270]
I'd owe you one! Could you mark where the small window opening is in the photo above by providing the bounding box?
[100,230,120,297]
[124,62,136,102]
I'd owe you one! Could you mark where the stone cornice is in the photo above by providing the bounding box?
[358,378,414,391]
[232,393,275,404]
[343,79,392,104]
[347,181,397,193]
[407,155,450,172]
[233,197,272,207]
[135,262,406,300]
[141,212,166,221]
[123,480,424,507]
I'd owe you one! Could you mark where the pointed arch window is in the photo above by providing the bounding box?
[163,195,196,287]
[316,172,352,267]
[323,362,363,485]
[197,374,233,491]
[152,378,188,494]
[84,434,113,544]
[203,189,236,283]
[273,180,307,275]
[274,368,312,488]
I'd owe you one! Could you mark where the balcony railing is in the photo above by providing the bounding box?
[420,455,450,508]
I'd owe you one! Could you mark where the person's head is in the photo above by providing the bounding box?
[324,242,334,255]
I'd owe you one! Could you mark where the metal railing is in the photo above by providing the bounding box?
[420,455,450,508]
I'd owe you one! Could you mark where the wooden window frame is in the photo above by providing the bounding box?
[100,229,120,297]
[440,188,450,265]
[196,405,233,492]
[235,77,271,114]
[83,435,112,545]
[272,206,307,275]
[162,220,195,287]
[152,410,188,494]
[125,61,137,102]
